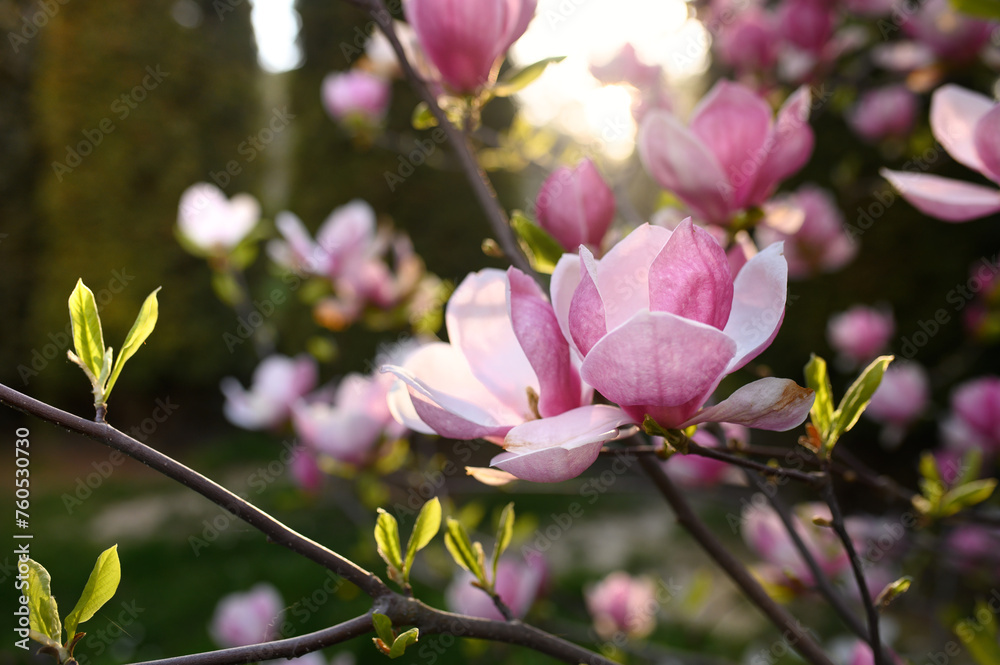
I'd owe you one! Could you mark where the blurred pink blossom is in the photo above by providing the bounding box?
[866,362,929,427]
[221,354,318,430]
[639,81,813,225]
[902,0,994,62]
[321,70,391,124]
[743,502,850,588]
[826,305,894,365]
[177,183,259,254]
[848,85,918,142]
[713,7,780,76]
[446,554,546,620]
[585,572,658,640]
[942,376,1000,455]
[289,446,324,492]
[209,583,283,648]
[777,0,835,55]
[535,158,616,253]
[589,43,662,90]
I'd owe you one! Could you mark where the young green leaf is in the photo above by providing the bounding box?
[104,287,161,399]
[955,449,984,488]
[827,355,893,451]
[939,478,997,518]
[68,279,106,381]
[491,503,515,584]
[874,575,911,609]
[411,102,438,130]
[804,354,833,439]
[24,559,61,643]
[388,628,419,658]
[375,509,404,575]
[493,56,566,97]
[510,212,565,275]
[64,545,121,639]
[371,612,395,646]
[403,497,441,582]
[444,518,484,582]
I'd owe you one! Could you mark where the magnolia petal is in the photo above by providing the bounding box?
[930,84,994,175]
[551,253,583,356]
[881,169,1000,222]
[581,310,736,417]
[385,375,435,434]
[973,105,1000,183]
[490,405,635,482]
[447,269,537,414]
[760,86,814,185]
[723,242,788,373]
[317,200,376,271]
[648,218,733,329]
[638,110,733,222]
[569,248,608,355]
[465,466,518,486]
[507,267,582,417]
[594,223,673,330]
[682,378,814,430]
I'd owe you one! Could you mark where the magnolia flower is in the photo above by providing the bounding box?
[756,185,856,279]
[288,446,323,492]
[221,354,317,430]
[551,220,813,431]
[268,200,378,280]
[535,159,616,253]
[385,268,635,483]
[321,70,391,124]
[743,503,849,588]
[209,583,283,648]
[848,85,918,142]
[777,0,834,55]
[942,376,1000,455]
[903,0,994,62]
[402,0,536,93]
[177,183,259,254]
[589,43,662,90]
[639,81,813,225]
[866,362,929,428]
[446,555,546,620]
[882,84,1000,222]
[826,306,894,366]
[585,572,658,640]
[712,7,780,75]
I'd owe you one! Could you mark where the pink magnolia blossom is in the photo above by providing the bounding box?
[268,200,379,280]
[209,583,284,648]
[945,524,1000,574]
[535,158,616,253]
[743,503,849,587]
[866,362,930,428]
[882,84,1000,222]
[385,268,636,483]
[585,572,658,639]
[321,70,391,124]
[942,376,1000,455]
[402,0,536,93]
[177,183,260,254]
[713,7,780,76]
[589,43,662,90]
[826,305,894,365]
[756,185,856,279]
[777,0,835,55]
[289,446,324,492]
[903,0,994,62]
[221,354,317,430]
[551,220,813,431]
[848,85,918,142]
[638,81,814,225]
[446,555,546,620]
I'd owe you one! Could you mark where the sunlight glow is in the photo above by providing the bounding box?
[250,0,303,73]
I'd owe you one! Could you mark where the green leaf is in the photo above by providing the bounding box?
[919,451,942,486]
[491,503,515,584]
[388,628,419,658]
[874,575,911,609]
[68,279,106,382]
[64,545,121,639]
[104,287,161,400]
[951,0,1000,21]
[804,354,833,439]
[493,56,566,97]
[24,559,61,643]
[375,509,404,575]
[371,612,395,646]
[510,211,566,275]
[97,347,114,393]
[403,497,441,582]
[444,518,484,582]
[827,355,893,451]
[411,102,438,130]
[939,478,998,517]
[956,449,984,487]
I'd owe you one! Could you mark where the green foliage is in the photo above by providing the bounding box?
[914,451,997,520]
[403,497,441,582]
[510,211,565,274]
[371,612,419,659]
[64,545,122,640]
[376,498,441,588]
[874,575,912,609]
[444,517,487,585]
[492,56,566,98]
[803,354,893,456]
[374,509,404,585]
[491,502,515,584]
[24,559,61,645]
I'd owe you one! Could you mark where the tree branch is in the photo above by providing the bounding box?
[637,453,835,665]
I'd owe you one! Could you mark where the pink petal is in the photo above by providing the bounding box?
[490,405,636,482]
[568,248,608,356]
[880,169,1000,222]
[594,223,673,330]
[551,253,583,356]
[447,269,537,414]
[580,311,736,427]
[318,200,376,274]
[638,110,733,222]
[648,218,733,329]
[931,84,994,176]
[507,267,582,417]
[752,86,814,205]
[682,378,814,430]
[690,81,774,209]
[382,343,523,440]
[385,375,435,434]
[722,242,788,372]
[973,105,1000,182]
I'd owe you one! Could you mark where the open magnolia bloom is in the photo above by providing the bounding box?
[383,268,636,483]
[882,84,1000,222]
[552,220,813,430]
